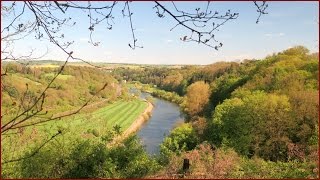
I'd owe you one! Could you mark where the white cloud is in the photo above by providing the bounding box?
[264,33,285,37]
[165,39,173,43]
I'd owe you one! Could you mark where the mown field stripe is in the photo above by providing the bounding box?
[59,101,129,133]
[91,101,130,120]
[106,101,138,126]
[94,100,124,113]
[120,102,147,130]
[116,103,141,127]
[91,101,125,117]
[122,103,147,129]
[104,103,135,124]
[116,101,145,128]
[53,101,124,126]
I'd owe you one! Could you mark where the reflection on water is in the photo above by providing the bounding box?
[136,92,184,155]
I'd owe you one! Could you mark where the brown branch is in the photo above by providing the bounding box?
[254,1,268,24]
[54,1,65,13]
[122,1,143,49]
[58,2,117,10]
[154,1,239,50]
[1,2,26,33]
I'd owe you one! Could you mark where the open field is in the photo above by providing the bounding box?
[30,64,60,68]
[14,60,199,69]
[9,99,147,139]
[43,72,74,80]
[2,99,148,163]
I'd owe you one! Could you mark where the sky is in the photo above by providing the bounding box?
[2,1,319,65]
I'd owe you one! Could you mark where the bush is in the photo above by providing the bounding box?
[153,144,240,179]
[107,135,161,178]
[87,128,92,133]
[233,157,318,178]
[91,129,100,137]
[63,141,117,178]
[6,86,19,98]
[17,136,161,178]
[160,123,199,160]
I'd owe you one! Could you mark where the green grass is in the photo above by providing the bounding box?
[30,64,60,68]
[2,99,148,161]
[38,99,147,137]
[12,74,42,86]
[44,73,73,80]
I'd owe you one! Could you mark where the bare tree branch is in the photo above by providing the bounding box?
[122,1,143,49]
[254,1,268,24]
[154,1,239,50]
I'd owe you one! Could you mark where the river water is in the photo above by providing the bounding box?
[136,92,185,155]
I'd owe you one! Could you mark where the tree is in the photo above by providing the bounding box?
[211,90,294,161]
[1,1,268,131]
[185,81,210,116]
[15,136,160,178]
[1,1,268,165]
[162,72,183,91]
[160,123,199,157]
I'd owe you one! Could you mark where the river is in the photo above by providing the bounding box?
[136,92,185,155]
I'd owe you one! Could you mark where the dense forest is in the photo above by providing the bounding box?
[1,46,319,178]
[113,46,319,178]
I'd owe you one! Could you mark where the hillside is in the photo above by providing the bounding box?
[112,46,319,178]
[1,46,319,178]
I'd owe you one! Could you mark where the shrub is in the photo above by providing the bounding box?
[91,129,100,137]
[17,136,161,178]
[160,123,199,160]
[6,86,19,98]
[233,157,318,178]
[153,144,240,179]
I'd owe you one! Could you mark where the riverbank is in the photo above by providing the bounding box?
[123,101,153,137]
[108,101,154,146]
[131,83,185,108]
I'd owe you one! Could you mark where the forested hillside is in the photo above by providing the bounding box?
[113,46,319,178]
[1,64,121,115]
[1,0,318,178]
[1,46,318,178]
[1,64,160,178]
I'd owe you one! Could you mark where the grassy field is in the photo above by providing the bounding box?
[33,99,148,139]
[11,74,42,86]
[43,72,74,80]
[2,99,148,162]
[30,64,61,68]
[64,99,147,135]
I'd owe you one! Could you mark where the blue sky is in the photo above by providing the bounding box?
[2,1,319,65]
